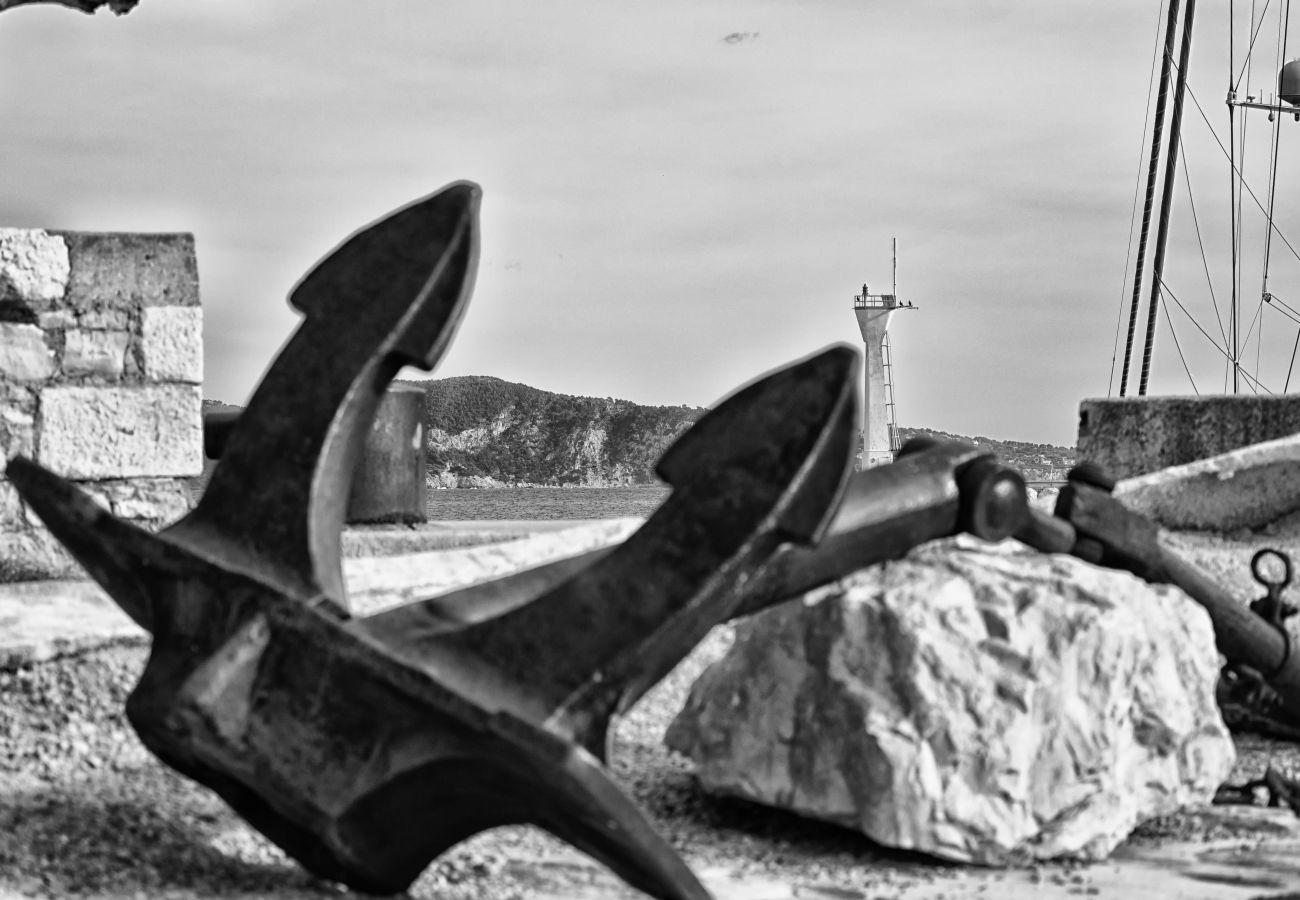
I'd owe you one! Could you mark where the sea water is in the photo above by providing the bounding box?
[426,484,670,520]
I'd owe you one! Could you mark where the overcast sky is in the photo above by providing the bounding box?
[3,1,1298,447]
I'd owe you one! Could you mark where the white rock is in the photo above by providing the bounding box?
[140,305,203,383]
[0,228,69,306]
[38,384,202,478]
[666,538,1235,866]
[0,323,55,382]
[61,329,129,378]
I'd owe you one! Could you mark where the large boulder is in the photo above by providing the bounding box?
[665,538,1235,866]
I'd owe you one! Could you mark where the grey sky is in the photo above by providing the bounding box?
[3,1,1297,447]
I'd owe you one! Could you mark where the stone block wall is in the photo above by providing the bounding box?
[0,228,203,581]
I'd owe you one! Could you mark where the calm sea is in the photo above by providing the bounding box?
[426,484,670,520]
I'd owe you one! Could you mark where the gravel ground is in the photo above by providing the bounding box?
[8,516,1300,899]
[4,618,1300,900]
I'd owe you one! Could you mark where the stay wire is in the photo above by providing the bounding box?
[1184,83,1300,266]
[1178,140,1231,350]
[1264,292,1300,324]
[1260,0,1290,300]
[1234,0,1273,90]
[1161,296,1201,393]
[1161,276,1275,392]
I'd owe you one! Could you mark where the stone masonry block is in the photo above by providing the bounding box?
[55,232,198,310]
[141,306,202,382]
[0,529,80,582]
[0,228,69,308]
[39,384,202,479]
[97,477,193,523]
[1077,396,1300,480]
[0,481,22,532]
[80,308,130,330]
[62,329,129,378]
[37,310,75,330]
[0,406,35,461]
[0,323,55,381]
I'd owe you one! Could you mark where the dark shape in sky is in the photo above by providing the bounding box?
[722,32,759,45]
[0,0,137,13]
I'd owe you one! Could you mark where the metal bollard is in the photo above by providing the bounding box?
[203,384,427,524]
[345,383,427,524]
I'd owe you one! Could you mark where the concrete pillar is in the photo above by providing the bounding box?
[854,297,899,468]
[203,384,428,525]
[346,384,427,524]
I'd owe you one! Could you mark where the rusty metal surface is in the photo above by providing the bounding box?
[4,181,880,900]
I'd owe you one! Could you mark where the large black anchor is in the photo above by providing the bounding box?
[7,181,866,900]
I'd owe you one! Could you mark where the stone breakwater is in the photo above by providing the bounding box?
[0,228,203,581]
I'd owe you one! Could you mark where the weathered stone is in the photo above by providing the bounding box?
[344,518,643,615]
[1078,396,1300,480]
[38,384,202,478]
[666,538,1235,866]
[55,232,198,310]
[0,228,69,307]
[140,305,202,382]
[0,406,35,461]
[78,307,130,330]
[0,529,80,582]
[0,579,145,668]
[37,309,75,330]
[61,329,129,378]
[95,477,193,523]
[0,323,55,381]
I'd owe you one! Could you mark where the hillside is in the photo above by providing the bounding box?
[414,377,1075,487]
[198,380,1075,489]
[416,376,702,487]
[896,428,1074,483]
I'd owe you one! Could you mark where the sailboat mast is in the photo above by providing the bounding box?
[1229,0,1239,393]
[1139,0,1200,395]
[1120,0,1183,397]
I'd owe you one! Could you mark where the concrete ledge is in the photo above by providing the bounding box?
[0,518,642,669]
[1117,432,1300,531]
[341,518,615,558]
[1078,396,1300,480]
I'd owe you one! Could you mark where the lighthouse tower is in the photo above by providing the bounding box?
[852,240,915,468]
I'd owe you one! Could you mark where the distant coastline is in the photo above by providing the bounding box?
[201,378,1075,492]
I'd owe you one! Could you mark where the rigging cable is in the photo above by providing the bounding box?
[1110,0,1172,398]
[1237,0,1260,389]
[1178,140,1232,351]
[1161,296,1201,392]
[1185,85,1300,265]
[1162,277,1274,390]
[1275,291,1300,387]
[1259,0,1290,327]
[1234,0,1275,89]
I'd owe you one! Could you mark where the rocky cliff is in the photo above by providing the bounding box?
[416,376,703,487]
[196,383,1075,490]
